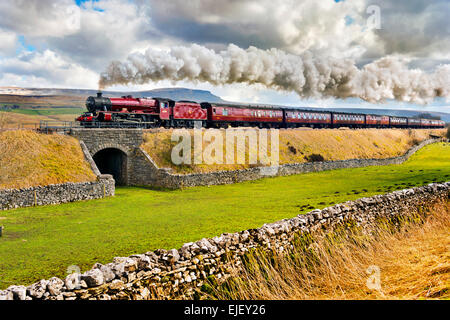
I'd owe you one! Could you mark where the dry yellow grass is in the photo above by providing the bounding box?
[0,130,97,189]
[215,201,449,300]
[0,111,43,129]
[0,111,77,129]
[142,128,446,174]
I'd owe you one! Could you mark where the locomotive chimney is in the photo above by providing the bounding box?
[97,91,103,98]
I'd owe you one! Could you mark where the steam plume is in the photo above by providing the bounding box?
[99,44,449,104]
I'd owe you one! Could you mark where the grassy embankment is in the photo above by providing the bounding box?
[0,130,97,190]
[142,128,445,173]
[213,202,449,300]
[0,142,449,289]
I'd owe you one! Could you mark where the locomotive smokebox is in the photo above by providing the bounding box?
[86,92,111,113]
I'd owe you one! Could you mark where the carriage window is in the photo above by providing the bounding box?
[223,109,228,116]
[213,108,216,114]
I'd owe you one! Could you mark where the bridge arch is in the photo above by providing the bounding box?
[93,147,128,186]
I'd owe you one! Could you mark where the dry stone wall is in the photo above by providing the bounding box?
[0,175,115,211]
[1,182,448,300]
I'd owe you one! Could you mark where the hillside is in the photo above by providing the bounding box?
[141,128,446,174]
[0,130,97,190]
[0,111,79,129]
[0,87,225,104]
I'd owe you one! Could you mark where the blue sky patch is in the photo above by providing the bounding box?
[75,0,104,12]
[17,35,36,53]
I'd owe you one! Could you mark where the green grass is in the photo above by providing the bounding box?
[5,107,84,116]
[0,142,449,289]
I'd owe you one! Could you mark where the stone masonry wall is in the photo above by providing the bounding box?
[1,182,448,300]
[131,138,442,189]
[0,175,115,211]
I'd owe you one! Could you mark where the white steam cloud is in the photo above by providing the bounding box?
[99,44,449,104]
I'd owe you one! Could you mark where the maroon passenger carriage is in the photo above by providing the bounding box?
[331,112,365,128]
[201,103,284,128]
[366,114,390,128]
[285,110,331,128]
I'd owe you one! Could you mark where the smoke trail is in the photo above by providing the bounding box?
[99,44,449,104]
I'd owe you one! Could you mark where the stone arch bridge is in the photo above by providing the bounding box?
[69,128,155,186]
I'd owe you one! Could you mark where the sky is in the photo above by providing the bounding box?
[0,0,448,112]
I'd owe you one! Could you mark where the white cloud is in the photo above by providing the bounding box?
[0,0,81,38]
[0,50,98,88]
[0,29,17,56]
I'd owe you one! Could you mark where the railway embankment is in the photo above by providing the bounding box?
[0,130,97,190]
[0,130,114,211]
[141,128,446,174]
[1,182,448,300]
[133,136,445,189]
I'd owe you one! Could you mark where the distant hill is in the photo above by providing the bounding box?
[0,87,226,103]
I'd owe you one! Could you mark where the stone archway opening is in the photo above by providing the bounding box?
[93,148,128,186]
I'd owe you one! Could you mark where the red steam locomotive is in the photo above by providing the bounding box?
[76,92,446,129]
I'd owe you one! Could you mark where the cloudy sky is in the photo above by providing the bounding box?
[0,0,448,112]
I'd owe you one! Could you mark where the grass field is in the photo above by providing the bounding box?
[0,111,80,129]
[0,142,449,289]
[4,108,85,116]
[0,94,85,108]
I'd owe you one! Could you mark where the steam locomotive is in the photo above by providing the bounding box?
[76,92,446,129]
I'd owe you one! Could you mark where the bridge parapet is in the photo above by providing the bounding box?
[69,128,143,155]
